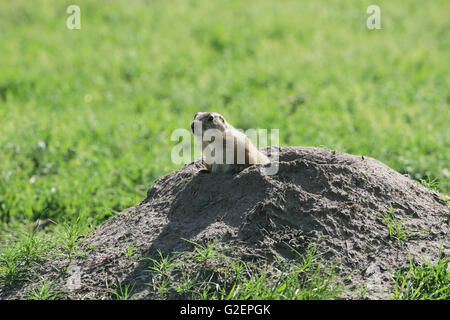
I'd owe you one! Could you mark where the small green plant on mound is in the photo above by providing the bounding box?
[118,240,137,260]
[439,194,450,207]
[377,204,427,241]
[181,238,231,264]
[108,280,136,300]
[143,249,178,298]
[144,249,178,278]
[392,250,449,300]
[417,177,441,192]
[60,216,90,263]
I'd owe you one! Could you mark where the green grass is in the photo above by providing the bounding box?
[392,251,450,300]
[24,279,63,300]
[0,0,449,299]
[377,204,428,241]
[108,281,136,300]
[0,229,56,288]
[143,239,342,300]
[120,241,138,260]
[213,243,342,300]
[144,249,178,278]
[60,216,90,262]
[181,238,231,264]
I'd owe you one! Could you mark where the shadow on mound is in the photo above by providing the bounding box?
[5,147,449,299]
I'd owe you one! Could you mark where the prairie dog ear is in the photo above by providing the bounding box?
[217,114,225,123]
[194,112,200,119]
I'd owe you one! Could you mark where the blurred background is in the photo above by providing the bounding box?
[0,0,448,235]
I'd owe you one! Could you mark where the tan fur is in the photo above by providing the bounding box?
[191,112,270,173]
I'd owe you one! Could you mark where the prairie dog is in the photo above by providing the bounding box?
[190,112,270,173]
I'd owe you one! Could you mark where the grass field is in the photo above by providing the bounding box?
[0,0,449,299]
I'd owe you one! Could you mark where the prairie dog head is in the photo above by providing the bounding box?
[190,112,229,138]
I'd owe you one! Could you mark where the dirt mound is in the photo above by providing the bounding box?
[4,147,449,299]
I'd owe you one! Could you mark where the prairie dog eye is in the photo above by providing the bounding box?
[208,115,214,122]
